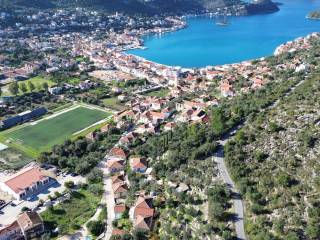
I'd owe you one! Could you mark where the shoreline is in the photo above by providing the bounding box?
[122,11,320,69]
[123,30,320,72]
[306,16,320,20]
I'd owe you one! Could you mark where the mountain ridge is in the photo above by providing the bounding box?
[0,0,279,15]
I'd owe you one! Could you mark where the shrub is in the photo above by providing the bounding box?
[87,220,105,236]
[64,181,75,189]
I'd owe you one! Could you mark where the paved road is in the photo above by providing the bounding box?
[97,160,115,240]
[212,75,309,240]
[214,143,246,240]
[103,174,115,240]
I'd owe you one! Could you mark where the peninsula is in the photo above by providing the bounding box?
[307,10,320,20]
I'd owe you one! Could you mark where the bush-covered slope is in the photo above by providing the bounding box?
[225,45,320,239]
[0,0,278,15]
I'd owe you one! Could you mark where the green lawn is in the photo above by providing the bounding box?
[23,76,56,87]
[0,148,33,170]
[4,106,111,153]
[41,187,102,235]
[144,88,169,98]
[102,97,126,111]
[2,76,56,96]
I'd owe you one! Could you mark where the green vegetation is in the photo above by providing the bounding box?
[224,72,320,239]
[308,10,320,19]
[0,0,277,16]
[41,184,102,236]
[2,76,55,96]
[131,123,235,238]
[125,39,320,239]
[102,97,126,111]
[39,125,122,175]
[0,148,33,170]
[87,220,105,236]
[2,106,110,154]
[144,88,169,98]
[24,76,55,88]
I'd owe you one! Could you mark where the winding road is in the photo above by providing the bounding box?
[214,140,246,240]
[212,75,309,240]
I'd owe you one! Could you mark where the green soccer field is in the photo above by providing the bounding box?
[5,106,111,153]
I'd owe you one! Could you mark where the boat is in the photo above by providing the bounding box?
[216,14,230,26]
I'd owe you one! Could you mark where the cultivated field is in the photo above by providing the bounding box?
[2,105,111,155]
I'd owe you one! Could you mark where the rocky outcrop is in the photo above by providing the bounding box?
[245,0,279,15]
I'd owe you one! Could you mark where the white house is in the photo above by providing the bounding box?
[0,167,55,200]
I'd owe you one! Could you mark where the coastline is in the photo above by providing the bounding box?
[123,29,320,71]
[306,16,320,20]
[123,5,281,54]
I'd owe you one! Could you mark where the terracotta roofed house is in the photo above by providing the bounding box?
[114,204,126,219]
[107,160,124,173]
[130,157,147,173]
[0,167,55,200]
[17,211,44,239]
[134,215,153,231]
[111,229,127,237]
[133,195,154,231]
[0,221,22,240]
[133,195,154,218]
[164,122,176,131]
[109,147,127,159]
[111,174,125,184]
[112,182,128,199]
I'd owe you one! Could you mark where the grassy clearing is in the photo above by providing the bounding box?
[144,88,169,98]
[1,76,56,96]
[23,76,56,88]
[2,106,111,154]
[41,187,102,236]
[0,148,34,170]
[63,77,81,85]
[102,97,126,111]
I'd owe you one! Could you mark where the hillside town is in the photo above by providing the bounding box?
[0,2,319,239]
[0,26,319,239]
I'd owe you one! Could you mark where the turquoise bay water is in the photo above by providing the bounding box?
[127,0,320,67]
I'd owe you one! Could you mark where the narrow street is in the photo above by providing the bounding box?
[100,161,115,240]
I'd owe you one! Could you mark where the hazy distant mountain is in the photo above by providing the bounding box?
[0,0,279,15]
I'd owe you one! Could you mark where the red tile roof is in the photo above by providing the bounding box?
[134,207,154,218]
[134,196,154,217]
[114,204,126,213]
[17,211,43,231]
[134,215,152,231]
[112,229,127,236]
[112,182,128,194]
[4,167,48,194]
[107,160,124,169]
[111,174,125,184]
[109,147,127,159]
[130,157,147,169]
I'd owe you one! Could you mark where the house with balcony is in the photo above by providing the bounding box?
[0,167,55,200]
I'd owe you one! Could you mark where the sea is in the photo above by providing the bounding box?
[127,0,320,67]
